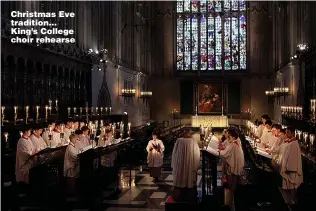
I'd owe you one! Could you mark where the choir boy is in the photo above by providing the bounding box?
[280,127,303,202]
[42,121,55,144]
[64,134,80,196]
[256,114,270,138]
[75,126,90,151]
[259,119,274,147]
[64,120,73,142]
[30,123,47,152]
[16,126,35,184]
[220,128,245,210]
[269,124,285,159]
[73,121,79,130]
[146,132,165,181]
[51,122,63,147]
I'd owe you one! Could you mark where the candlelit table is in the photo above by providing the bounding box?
[191,115,228,128]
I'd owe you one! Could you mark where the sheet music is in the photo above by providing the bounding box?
[206,147,219,157]
[245,136,271,159]
[257,148,272,159]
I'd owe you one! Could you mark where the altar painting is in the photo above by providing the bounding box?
[198,82,222,113]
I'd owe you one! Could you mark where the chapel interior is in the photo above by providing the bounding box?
[1,1,316,211]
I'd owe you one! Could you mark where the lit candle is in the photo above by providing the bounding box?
[298,131,302,140]
[68,107,71,116]
[109,107,112,113]
[105,107,108,113]
[36,106,40,115]
[128,122,131,131]
[49,126,52,134]
[96,107,99,114]
[4,132,8,143]
[310,134,315,148]
[45,106,49,117]
[19,131,23,137]
[55,100,58,108]
[112,125,115,134]
[49,100,52,114]
[1,106,5,115]
[61,125,64,133]
[303,132,308,144]
[25,105,29,114]
[100,107,103,114]
[73,107,77,114]
[14,106,18,115]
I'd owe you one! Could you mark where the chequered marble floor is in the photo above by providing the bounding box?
[12,166,221,211]
[102,168,204,210]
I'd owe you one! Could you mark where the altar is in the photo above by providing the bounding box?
[191,115,228,128]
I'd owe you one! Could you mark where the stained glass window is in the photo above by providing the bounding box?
[176,0,247,71]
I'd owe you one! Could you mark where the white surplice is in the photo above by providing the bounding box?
[280,139,303,190]
[261,129,274,146]
[220,140,244,176]
[270,135,285,160]
[63,142,79,178]
[207,135,219,151]
[75,134,90,150]
[146,139,165,167]
[42,129,51,145]
[256,124,265,138]
[30,134,47,152]
[50,130,62,147]
[15,136,35,183]
[171,137,200,188]
[63,127,72,142]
